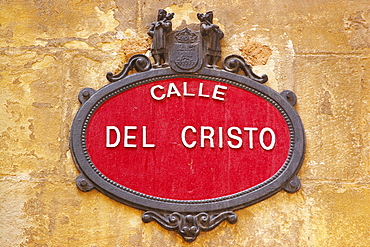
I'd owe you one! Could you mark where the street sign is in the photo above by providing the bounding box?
[70,10,305,242]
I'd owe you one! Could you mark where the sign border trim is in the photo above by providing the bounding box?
[70,67,305,213]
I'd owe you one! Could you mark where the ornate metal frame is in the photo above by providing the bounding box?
[70,11,305,242]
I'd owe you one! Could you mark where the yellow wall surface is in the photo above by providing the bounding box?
[1,0,370,246]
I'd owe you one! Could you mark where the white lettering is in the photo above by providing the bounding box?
[106,126,121,147]
[212,85,227,101]
[179,126,277,150]
[198,83,210,98]
[259,127,276,150]
[227,127,242,149]
[244,127,258,149]
[124,126,137,148]
[183,82,195,97]
[150,85,165,100]
[142,126,155,148]
[219,127,223,148]
[200,126,214,148]
[181,126,197,148]
[150,83,229,101]
[167,83,181,98]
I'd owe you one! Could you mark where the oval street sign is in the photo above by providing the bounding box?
[71,68,305,212]
[70,10,305,242]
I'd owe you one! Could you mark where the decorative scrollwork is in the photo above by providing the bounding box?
[222,54,268,83]
[142,211,237,242]
[106,54,152,82]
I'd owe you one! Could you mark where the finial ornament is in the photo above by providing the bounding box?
[147,9,174,68]
[197,11,224,68]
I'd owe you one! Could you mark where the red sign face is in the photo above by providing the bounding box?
[85,77,291,200]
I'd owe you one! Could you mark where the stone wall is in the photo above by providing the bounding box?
[1,0,370,246]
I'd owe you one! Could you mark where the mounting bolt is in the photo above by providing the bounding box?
[82,90,90,97]
[289,180,298,189]
[80,179,88,187]
[227,213,238,223]
[283,175,301,193]
[76,174,94,192]
[78,88,96,104]
[280,90,297,106]
[142,213,152,223]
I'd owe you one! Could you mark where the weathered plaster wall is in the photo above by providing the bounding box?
[1,0,370,246]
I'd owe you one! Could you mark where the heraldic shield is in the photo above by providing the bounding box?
[169,28,203,73]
